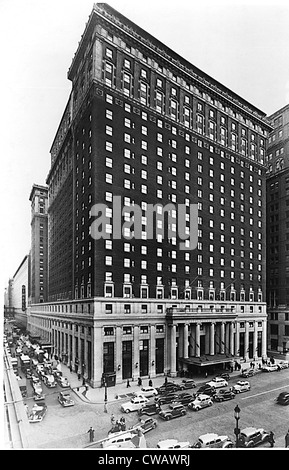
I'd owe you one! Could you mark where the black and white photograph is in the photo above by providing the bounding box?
[1,0,289,452]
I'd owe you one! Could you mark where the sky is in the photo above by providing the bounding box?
[1,0,289,299]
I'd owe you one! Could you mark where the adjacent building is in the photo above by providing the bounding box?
[29,3,272,387]
[11,254,30,328]
[266,104,289,359]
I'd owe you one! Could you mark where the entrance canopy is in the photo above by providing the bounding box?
[180,354,235,367]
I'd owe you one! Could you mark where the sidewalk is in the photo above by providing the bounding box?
[58,359,260,405]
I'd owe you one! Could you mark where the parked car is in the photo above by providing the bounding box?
[179,379,196,390]
[215,372,231,381]
[57,376,70,388]
[156,382,182,394]
[25,368,32,379]
[138,402,160,416]
[193,433,234,449]
[188,394,213,411]
[214,389,235,402]
[196,384,216,396]
[157,439,191,449]
[28,403,47,423]
[32,382,43,396]
[158,403,187,420]
[262,364,279,372]
[155,393,179,406]
[43,374,56,388]
[101,431,136,449]
[241,368,256,378]
[137,417,157,433]
[133,386,158,398]
[58,391,75,407]
[233,381,251,393]
[33,391,45,401]
[279,361,289,369]
[171,392,195,406]
[238,427,271,448]
[121,396,149,413]
[206,377,228,389]
[276,391,289,406]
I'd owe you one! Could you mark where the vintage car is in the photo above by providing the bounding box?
[213,389,235,402]
[241,368,256,378]
[196,384,216,397]
[188,394,213,411]
[133,386,159,398]
[157,439,192,449]
[43,374,56,388]
[58,391,75,407]
[193,433,234,449]
[121,395,149,413]
[179,379,196,390]
[233,381,251,393]
[171,392,195,406]
[28,403,47,423]
[155,393,179,406]
[158,403,187,420]
[262,364,279,372]
[137,417,157,433]
[57,375,70,388]
[138,402,160,416]
[276,391,289,406]
[156,382,182,395]
[206,377,228,389]
[238,427,271,448]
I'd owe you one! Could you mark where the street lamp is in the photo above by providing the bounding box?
[104,380,108,413]
[234,404,241,448]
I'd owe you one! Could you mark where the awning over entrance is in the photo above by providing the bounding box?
[180,354,235,367]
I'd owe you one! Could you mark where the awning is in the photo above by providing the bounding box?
[180,354,236,367]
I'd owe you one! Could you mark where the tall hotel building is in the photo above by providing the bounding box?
[266,104,289,359]
[29,3,272,386]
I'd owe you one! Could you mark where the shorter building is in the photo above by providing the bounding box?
[10,254,30,329]
[266,104,289,359]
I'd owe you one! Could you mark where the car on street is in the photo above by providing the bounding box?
[156,382,182,394]
[238,427,271,448]
[206,377,228,389]
[32,382,43,396]
[241,368,256,378]
[158,403,187,420]
[262,364,279,372]
[133,386,159,398]
[57,375,70,388]
[101,431,136,449]
[43,374,57,388]
[171,392,195,406]
[157,439,192,449]
[121,395,149,413]
[196,384,216,397]
[279,361,289,369]
[58,391,75,407]
[155,393,179,406]
[192,433,234,449]
[213,389,235,402]
[233,381,251,393]
[188,394,213,411]
[28,403,47,423]
[179,379,196,390]
[138,402,160,416]
[33,391,45,401]
[275,391,289,406]
[137,417,157,433]
[215,372,231,381]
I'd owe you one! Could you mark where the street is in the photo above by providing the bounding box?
[22,368,289,449]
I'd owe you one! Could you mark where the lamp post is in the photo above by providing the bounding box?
[104,380,108,413]
[234,404,241,448]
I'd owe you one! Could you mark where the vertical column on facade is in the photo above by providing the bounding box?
[195,323,201,357]
[262,320,267,359]
[244,321,249,361]
[178,324,183,361]
[133,325,139,381]
[230,322,234,355]
[170,324,177,377]
[183,324,189,359]
[225,322,230,355]
[72,324,76,371]
[253,321,258,360]
[235,322,240,357]
[220,322,225,354]
[91,325,102,387]
[150,324,156,378]
[68,331,72,367]
[189,323,194,357]
[115,326,122,384]
[78,327,82,373]
[210,322,215,355]
[83,326,88,378]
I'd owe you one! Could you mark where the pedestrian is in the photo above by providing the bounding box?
[82,377,86,386]
[138,377,142,386]
[87,426,95,443]
[148,379,153,387]
[126,379,131,388]
[78,372,81,380]
[110,413,115,425]
[69,363,72,373]
[268,431,275,448]
[285,429,289,448]
[164,376,168,385]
